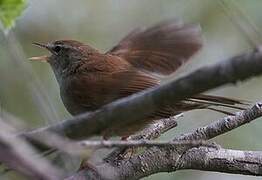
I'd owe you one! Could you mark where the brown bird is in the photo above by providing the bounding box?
[30,20,245,138]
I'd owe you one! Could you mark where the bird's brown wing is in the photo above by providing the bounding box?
[67,68,160,111]
[107,20,202,75]
[98,70,247,137]
[86,70,246,118]
[75,58,246,115]
[108,70,247,118]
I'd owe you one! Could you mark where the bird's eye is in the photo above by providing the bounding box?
[53,45,61,53]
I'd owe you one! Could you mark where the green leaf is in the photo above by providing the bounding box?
[0,0,27,31]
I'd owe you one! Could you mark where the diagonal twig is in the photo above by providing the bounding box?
[105,115,180,162]
[174,102,262,142]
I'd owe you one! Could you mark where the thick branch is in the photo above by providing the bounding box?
[179,147,262,175]
[66,147,262,180]
[23,49,262,151]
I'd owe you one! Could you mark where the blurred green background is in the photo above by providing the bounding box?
[1,0,262,179]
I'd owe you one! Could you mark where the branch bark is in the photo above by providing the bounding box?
[179,147,262,176]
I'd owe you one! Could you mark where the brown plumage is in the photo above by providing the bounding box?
[30,20,246,138]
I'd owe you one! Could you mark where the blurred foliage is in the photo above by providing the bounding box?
[0,0,27,31]
[1,0,262,179]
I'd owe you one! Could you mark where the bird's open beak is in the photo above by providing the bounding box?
[29,55,49,62]
[29,42,51,62]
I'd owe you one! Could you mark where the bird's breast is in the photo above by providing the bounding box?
[59,76,94,115]
[59,74,118,116]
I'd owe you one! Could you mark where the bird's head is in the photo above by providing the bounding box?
[30,40,97,79]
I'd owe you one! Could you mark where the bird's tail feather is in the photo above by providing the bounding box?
[189,94,249,115]
[153,94,249,118]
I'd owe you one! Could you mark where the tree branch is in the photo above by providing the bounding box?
[67,102,262,179]
[174,102,262,141]
[179,147,262,176]
[22,49,262,153]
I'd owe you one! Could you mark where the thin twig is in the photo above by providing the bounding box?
[129,115,181,141]
[79,139,209,149]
